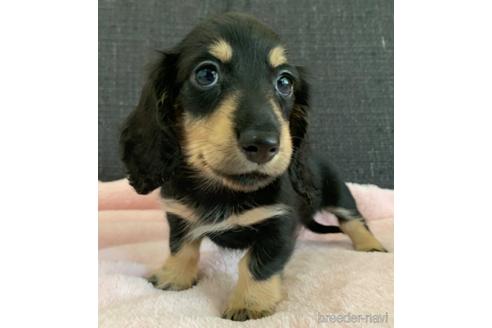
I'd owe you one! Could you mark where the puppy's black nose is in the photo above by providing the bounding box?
[239,131,279,164]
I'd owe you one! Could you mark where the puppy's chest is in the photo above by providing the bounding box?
[162,197,290,240]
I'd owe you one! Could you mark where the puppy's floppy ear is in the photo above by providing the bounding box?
[289,67,317,203]
[120,51,181,194]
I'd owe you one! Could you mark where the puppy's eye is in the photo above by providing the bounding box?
[193,62,219,88]
[276,74,293,96]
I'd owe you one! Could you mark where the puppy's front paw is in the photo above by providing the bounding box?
[147,267,198,291]
[222,307,273,321]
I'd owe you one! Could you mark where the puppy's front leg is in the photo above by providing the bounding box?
[222,252,282,321]
[148,213,201,291]
[223,218,296,321]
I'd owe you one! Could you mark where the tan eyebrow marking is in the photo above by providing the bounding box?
[208,39,233,63]
[268,46,287,67]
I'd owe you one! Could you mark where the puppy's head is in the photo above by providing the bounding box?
[121,13,310,194]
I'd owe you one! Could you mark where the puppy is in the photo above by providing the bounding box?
[120,12,386,321]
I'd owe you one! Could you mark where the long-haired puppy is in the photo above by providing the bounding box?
[120,12,386,321]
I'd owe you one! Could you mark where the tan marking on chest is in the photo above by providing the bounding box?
[189,204,289,239]
[162,198,289,239]
[162,198,199,222]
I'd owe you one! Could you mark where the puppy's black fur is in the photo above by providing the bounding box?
[120,12,385,321]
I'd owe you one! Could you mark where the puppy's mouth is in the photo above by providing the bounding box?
[214,170,271,186]
[198,154,272,186]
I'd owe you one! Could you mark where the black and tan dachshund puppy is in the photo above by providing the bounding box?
[120,12,386,321]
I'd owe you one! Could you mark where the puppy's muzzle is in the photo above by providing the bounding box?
[239,130,279,164]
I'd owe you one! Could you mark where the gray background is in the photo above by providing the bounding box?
[99,0,394,188]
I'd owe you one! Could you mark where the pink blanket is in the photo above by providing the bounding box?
[99,179,394,327]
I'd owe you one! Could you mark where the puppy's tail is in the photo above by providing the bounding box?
[304,220,342,234]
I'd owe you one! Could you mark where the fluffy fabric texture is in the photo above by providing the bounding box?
[99,179,394,327]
